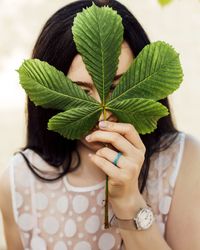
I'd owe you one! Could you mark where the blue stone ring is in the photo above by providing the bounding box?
[112,152,122,167]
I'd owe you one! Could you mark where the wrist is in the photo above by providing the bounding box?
[110,193,147,220]
[109,195,155,231]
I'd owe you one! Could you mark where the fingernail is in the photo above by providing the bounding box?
[85,135,91,141]
[99,121,107,128]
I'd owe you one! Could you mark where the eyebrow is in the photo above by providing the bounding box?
[73,74,123,88]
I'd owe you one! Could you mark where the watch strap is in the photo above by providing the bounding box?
[109,214,138,230]
[109,204,154,231]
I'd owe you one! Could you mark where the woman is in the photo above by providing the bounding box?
[0,0,200,249]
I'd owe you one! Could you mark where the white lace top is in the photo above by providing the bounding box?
[9,132,185,250]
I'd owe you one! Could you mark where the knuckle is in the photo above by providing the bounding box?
[141,145,146,154]
[122,173,132,183]
[126,160,140,175]
[126,124,133,133]
[108,122,113,128]
[96,149,101,156]
[113,132,120,141]
[100,147,108,154]
[109,179,121,186]
[96,148,105,156]
[138,151,145,164]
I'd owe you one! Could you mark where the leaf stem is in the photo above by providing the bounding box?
[103,107,110,229]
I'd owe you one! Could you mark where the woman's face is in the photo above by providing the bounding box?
[67,40,134,150]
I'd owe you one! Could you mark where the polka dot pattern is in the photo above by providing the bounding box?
[98,233,115,250]
[18,213,34,231]
[43,216,59,235]
[78,232,84,238]
[90,207,96,213]
[72,195,89,214]
[46,181,61,190]
[158,222,165,236]
[169,172,177,188]
[35,192,48,210]
[54,241,68,250]
[84,215,100,234]
[56,196,69,214]
[74,241,92,250]
[96,189,105,206]
[64,219,77,237]
[67,240,72,246]
[159,196,172,215]
[18,170,31,188]
[10,133,186,250]
[16,192,23,208]
[30,236,47,250]
[77,216,82,222]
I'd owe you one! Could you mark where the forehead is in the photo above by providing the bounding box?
[67,41,134,82]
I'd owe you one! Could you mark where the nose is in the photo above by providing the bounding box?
[92,88,118,124]
[98,109,113,122]
[92,88,101,103]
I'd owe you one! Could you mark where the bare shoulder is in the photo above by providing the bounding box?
[165,132,200,250]
[0,166,12,214]
[177,133,200,184]
[184,132,200,158]
[0,164,23,250]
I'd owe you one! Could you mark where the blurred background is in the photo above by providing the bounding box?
[0,0,200,248]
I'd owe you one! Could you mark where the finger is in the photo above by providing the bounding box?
[96,146,130,169]
[98,120,145,151]
[89,153,122,181]
[86,130,137,157]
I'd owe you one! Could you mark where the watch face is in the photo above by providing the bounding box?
[136,207,154,230]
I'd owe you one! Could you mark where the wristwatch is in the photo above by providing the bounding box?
[109,205,155,231]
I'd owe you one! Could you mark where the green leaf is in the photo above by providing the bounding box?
[17,3,183,140]
[17,59,100,110]
[106,41,183,105]
[48,105,102,139]
[158,0,173,6]
[106,98,169,134]
[72,2,123,105]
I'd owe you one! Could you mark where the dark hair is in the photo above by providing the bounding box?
[19,0,179,194]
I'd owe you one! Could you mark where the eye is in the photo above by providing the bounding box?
[82,88,91,94]
[110,84,116,91]
[110,85,115,90]
[82,85,115,95]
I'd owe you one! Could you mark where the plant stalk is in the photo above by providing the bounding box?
[103,106,110,229]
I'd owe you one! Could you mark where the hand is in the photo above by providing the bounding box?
[85,120,147,218]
